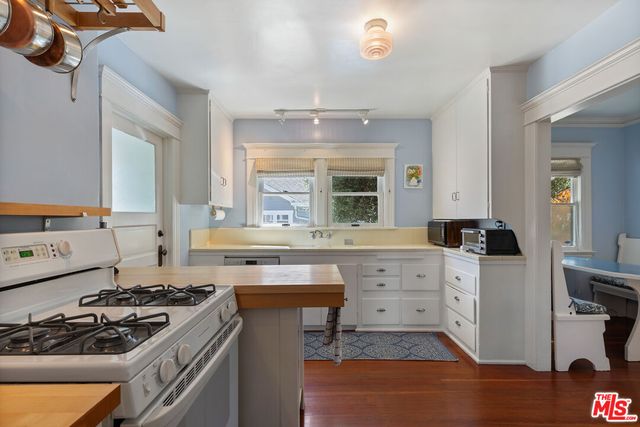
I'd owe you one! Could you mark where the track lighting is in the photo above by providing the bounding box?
[359,110,369,125]
[273,108,373,126]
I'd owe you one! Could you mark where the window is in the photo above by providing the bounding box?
[330,176,382,225]
[245,143,397,228]
[551,175,578,247]
[550,143,593,254]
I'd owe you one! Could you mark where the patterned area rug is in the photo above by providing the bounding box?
[304,331,458,361]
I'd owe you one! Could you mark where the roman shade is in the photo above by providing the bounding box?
[255,158,314,177]
[327,158,386,177]
[551,158,582,176]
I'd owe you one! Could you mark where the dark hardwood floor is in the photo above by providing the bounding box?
[303,317,639,426]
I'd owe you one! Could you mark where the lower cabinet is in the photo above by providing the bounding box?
[443,250,525,363]
[402,298,440,325]
[362,298,401,325]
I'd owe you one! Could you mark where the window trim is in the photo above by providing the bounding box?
[551,142,594,254]
[244,143,396,228]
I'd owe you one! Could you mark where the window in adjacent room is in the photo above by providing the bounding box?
[550,143,593,254]
[257,158,314,227]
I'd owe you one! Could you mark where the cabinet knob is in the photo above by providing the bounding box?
[416,308,426,313]
[416,273,426,278]
[455,320,461,327]
[376,268,386,273]
[451,192,456,201]
[376,283,386,287]
[455,275,461,281]
[344,297,349,302]
[454,296,460,302]
[376,308,386,313]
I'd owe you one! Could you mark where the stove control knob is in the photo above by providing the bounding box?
[177,344,193,366]
[57,240,73,258]
[227,300,238,314]
[220,306,232,323]
[158,359,177,384]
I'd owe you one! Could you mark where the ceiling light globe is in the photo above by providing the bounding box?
[360,19,393,60]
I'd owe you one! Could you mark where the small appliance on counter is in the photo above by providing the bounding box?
[461,228,520,255]
[428,220,478,247]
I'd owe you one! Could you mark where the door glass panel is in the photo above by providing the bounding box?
[112,128,156,213]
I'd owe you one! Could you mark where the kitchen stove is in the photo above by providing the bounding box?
[0,229,242,426]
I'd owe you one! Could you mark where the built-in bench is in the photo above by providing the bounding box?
[592,233,640,318]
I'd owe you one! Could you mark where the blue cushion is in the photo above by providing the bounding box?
[591,275,630,289]
[569,297,608,314]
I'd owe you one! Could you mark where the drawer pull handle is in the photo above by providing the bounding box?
[455,275,461,281]
[376,283,386,287]
[416,308,426,313]
[455,320,462,327]
[376,308,387,313]
[416,273,426,278]
[454,296,460,302]
[376,268,386,273]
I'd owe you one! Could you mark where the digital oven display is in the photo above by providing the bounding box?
[19,249,34,258]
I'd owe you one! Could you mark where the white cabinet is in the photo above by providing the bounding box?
[362,298,401,325]
[178,91,233,207]
[431,68,526,240]
[401,298,440,325]
[443,250,525,363]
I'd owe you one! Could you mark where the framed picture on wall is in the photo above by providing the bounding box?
[404,164,423,189]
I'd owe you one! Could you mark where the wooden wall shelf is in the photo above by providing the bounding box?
[0,202,111,217]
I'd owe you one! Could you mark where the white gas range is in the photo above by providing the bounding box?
[0,229,242,427]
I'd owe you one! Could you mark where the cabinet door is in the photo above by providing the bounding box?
[432,103,458,218]
[456,77,489,218]
[209,99,234,208]
[338,265,358,326]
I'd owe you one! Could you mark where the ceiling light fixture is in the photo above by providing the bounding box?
[273,108,374,126]
[359,110,369,125]
[360,18,393,60]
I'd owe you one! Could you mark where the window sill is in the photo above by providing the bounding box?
[244,226,400,231]
[562,249,595,257]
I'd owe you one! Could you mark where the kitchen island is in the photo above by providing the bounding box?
[116,264,344,427]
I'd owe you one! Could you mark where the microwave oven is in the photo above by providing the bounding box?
[427,220,477,248]
[461,228,520,255]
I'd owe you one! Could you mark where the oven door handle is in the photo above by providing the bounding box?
[121,316,243,427]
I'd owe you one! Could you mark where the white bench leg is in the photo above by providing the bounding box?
[625,281,640,361]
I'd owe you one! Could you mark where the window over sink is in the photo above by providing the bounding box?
[244,143,397,228]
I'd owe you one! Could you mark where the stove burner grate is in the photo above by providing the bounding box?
[79,284,216,307]
[0,312,170,355]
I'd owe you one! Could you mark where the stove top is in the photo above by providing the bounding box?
[79,284,216,307]
[0,311,170,355]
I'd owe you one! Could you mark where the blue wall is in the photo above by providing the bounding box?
[214,119,432,228]
[0,34,181,233]
[625,123,640,238]
[527,0,640,99]
[552,125,640,260]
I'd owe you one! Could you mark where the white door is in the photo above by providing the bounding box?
[456,77,489,218]
[108,114,165,267]
[432,103,458,218]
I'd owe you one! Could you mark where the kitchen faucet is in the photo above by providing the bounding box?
[309,230,332,239]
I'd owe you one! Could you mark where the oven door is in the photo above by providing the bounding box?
[121,316,242,427]
[461,229,484,253]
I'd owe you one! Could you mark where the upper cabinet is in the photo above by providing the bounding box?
[431,67,526,238]
[178,91,234,208]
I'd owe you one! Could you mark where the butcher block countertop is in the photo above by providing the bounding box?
[0,384,120,427]
[116,264,345,309]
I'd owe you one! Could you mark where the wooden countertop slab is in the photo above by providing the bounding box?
[116,264,345,309]
[0,384,120,427]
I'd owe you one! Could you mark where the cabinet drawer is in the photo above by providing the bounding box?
[363,264,400,276]
[402,264,439,291]
[445,285,475,324]
[362,298,401,325]
[445,266,476,295]
[401,298,440,325]
[362,277,400,291]
[447,308,476,352]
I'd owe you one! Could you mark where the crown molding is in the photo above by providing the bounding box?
[521,38,640,125]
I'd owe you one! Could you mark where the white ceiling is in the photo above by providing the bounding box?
[120,0,617,119]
